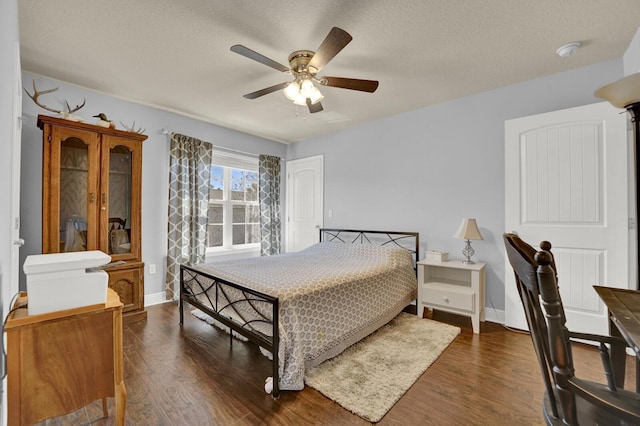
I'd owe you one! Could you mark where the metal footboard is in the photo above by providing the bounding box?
[179,264,280,397]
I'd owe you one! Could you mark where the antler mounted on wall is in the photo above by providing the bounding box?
[119,121,146,135]
[24,80,86,122]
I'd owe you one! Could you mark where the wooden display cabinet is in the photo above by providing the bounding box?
[38,115,147,320]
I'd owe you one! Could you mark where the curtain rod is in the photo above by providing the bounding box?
[159,128,260,158]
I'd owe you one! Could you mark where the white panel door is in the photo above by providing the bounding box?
[286,155,323,252]
[505,102,629,335]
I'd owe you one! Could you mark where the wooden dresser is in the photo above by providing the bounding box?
[5,289,126,425]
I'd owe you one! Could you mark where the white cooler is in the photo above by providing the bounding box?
[23,250,111,315]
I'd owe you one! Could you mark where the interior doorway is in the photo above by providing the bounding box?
[286,155,323,252]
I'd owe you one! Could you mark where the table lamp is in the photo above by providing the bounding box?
[453,218,483,264]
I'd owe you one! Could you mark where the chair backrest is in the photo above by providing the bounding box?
[109,217,126,230]
[534,248,583,423]
[503,233,563,420]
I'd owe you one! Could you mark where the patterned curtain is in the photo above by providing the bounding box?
[259,155,281,255]
[165,133,213,300]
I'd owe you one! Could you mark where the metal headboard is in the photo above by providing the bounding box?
[319,228,420,267]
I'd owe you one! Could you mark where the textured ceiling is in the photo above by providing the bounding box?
[18,0,640,143]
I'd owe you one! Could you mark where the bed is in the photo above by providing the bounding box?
[179,228,419,397]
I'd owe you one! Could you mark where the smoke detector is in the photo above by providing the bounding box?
[556,42,581,58]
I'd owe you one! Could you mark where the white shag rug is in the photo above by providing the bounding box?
[191,309,248,341]
[304,312,460,423]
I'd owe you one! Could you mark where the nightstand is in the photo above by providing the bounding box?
[416,259,486,333]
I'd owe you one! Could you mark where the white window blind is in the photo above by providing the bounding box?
[212,149,258,171]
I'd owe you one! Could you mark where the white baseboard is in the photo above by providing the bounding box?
[410,300,505,325]
[484,307,505,324]
[145,291,173,307]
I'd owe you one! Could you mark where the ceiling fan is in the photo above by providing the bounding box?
[230,27,379,113]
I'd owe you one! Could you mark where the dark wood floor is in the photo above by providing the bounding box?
[38,303,636,425]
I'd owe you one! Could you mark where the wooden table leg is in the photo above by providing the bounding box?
[609,315,627,388]
[115,381,127,426]
[113,304,126,425]
[636,357,640,394]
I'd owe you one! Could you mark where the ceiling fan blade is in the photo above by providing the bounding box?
[243,82,289,99]
[320,77,379,93]
[307,98,323,113]
[307,27,353,73]
[230,45,290,73]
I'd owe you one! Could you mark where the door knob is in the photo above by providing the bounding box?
[13,238,25,247]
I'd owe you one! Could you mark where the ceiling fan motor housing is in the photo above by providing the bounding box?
[288,50,318,75]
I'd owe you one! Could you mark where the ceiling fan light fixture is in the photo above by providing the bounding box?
[309,87,324,104]
[300,79,315,97]
[283,81,300,101]
[292,93,307,106]
[284,76,323,106]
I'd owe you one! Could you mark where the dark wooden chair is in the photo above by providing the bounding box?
[109,217,126,230]
[503,233,640,425]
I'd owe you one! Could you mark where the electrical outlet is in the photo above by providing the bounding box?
[149,264,156,274]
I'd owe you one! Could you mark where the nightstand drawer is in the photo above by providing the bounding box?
[423,282,475,312]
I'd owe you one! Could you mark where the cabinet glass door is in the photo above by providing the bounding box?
[107,144,133,256]
[59,138,90,252]
[48,126,99,253]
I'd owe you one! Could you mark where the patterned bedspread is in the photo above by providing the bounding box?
[190,242,417,390]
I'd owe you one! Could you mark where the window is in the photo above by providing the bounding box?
[208,151,259,250]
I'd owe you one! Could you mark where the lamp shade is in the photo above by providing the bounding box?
[300,79,315,97]
[292,94,307,106]
[453,218,483,240]
[594,72,640,109]
[283,82,300,101]
[309,86,324,104]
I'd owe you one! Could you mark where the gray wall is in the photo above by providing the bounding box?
[286,59,625,315]
[624,27,640,75]
[20,73,287,298]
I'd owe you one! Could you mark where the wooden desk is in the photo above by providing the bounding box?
[5,288,125,425]
[593,285,640,391]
